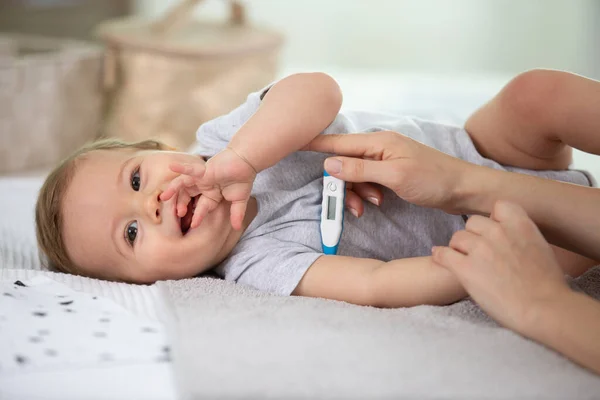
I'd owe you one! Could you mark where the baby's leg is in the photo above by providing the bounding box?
[465,68,600,171]
[464,69,600,275]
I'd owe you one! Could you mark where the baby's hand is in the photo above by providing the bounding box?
[160,160,222,230]
[161,147,257,230]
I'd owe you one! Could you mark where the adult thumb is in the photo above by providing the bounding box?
[324,157,390,186]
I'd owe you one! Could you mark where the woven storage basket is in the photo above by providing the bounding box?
[0,34,103,173]
[96,0,283,150]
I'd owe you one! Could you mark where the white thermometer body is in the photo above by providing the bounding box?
[320,172,345,255]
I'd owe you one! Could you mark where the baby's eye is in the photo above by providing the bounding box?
[131,167,141,191]
[125,221,138,246]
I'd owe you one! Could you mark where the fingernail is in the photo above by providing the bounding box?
[325,158,342,174]
[349,208,359,218]
[432,246,438,255]
[367,197,380,206]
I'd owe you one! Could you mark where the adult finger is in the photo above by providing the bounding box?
[464,215,498,235]
[490,200,529,223]
[431,246,469,277]
[324,157,398,189]
[344,190,364,218]
[490,200,547,247]
[448,230,482,255]
[306,133,380,158]
[351,182,383,207]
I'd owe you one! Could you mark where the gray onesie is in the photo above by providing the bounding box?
[193,88,593,296]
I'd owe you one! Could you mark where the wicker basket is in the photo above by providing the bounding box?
[0,34,103,173]
[96,0,283,150]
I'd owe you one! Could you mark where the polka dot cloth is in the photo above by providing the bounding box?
[0,276,170,374]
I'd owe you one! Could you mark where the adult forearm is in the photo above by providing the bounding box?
[458,166,600,260]
[525,290,600,375]
[229,72,342,172]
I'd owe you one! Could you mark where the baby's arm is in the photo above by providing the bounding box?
[164,73,342,229]
[229,72,343,172]
[293,255,467,307]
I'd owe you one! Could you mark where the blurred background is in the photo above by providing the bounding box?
[4,0,598,76]
[138,0,600,79]
[1,0,600,175]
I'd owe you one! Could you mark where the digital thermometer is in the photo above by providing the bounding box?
[320,172,345,255]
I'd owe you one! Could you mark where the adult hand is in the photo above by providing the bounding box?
[432,200,572,335]
[307,131,474,215]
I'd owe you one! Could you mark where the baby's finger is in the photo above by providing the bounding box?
[190,195,218,229]
[177,191,191,218]
[169,162,206,178]
[161,175,188,201]
[230,200,248,231]
[161,184,178,201]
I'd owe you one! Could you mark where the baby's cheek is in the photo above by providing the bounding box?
[136,241,175,279]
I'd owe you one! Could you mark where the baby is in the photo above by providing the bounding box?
[36,70,597,307]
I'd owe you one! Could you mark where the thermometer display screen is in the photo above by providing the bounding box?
[327,196,336,220]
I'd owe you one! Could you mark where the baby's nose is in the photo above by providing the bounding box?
[146,191,162,224]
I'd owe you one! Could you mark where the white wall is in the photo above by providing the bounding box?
[135,0,600,78]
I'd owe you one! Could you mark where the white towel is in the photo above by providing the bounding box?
[160,267,600,400]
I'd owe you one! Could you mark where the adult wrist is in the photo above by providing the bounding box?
[451,164,498,216]
[519,285,575,341]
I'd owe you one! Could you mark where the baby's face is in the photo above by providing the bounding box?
[62,149,236,283]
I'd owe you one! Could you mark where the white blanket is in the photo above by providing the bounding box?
[160,267,600,400]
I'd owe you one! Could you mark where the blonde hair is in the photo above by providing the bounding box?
[35,138,171,278]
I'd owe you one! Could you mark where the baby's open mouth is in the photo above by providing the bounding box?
[180,196,199,235]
